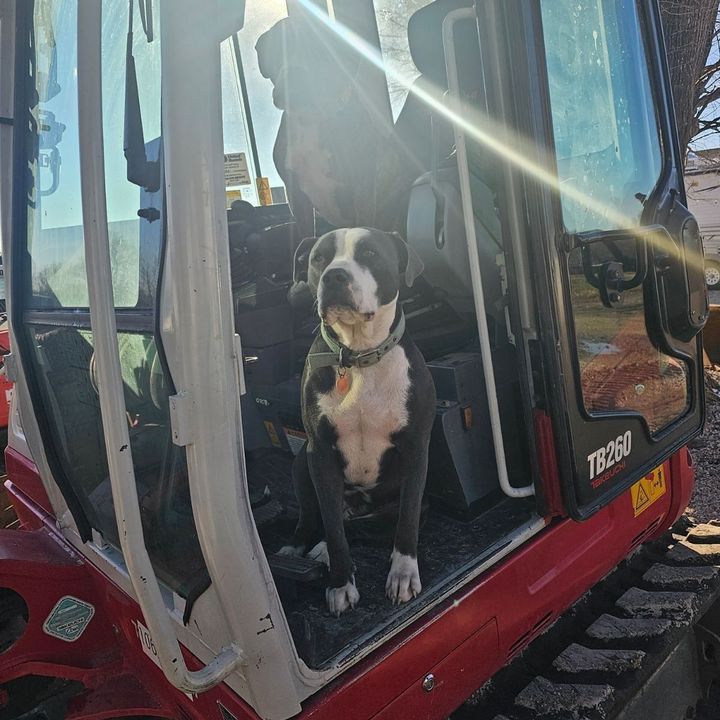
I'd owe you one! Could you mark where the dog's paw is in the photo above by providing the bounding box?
[277,544,305,557]
[307,540,330,567]
[326,578,360,617]
[385,550,421,605]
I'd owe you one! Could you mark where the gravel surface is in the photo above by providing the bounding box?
[686,368,720,522]
[691,290,720,522]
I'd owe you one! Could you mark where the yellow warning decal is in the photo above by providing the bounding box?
[263,420,282,448]
[630,464,667,517]
[257,177,272,206]
[226,189,242,208]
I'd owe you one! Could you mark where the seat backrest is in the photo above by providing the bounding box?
[406,166,504,320]
[398,0,504,321]
[393,0,478,170]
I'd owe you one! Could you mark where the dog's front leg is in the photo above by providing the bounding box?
[386,439,429,605]
[278,445,323,557]
[307,448,359,616]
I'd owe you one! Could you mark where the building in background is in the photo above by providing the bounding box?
[686,148,720,288]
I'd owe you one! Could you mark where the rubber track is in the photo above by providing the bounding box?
[454,519,720,720]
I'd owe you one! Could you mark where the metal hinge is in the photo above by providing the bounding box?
[169,391,194,447]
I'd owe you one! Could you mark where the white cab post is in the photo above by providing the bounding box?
[159,1,304,717]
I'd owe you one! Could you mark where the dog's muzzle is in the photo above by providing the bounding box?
[319,267,356,317]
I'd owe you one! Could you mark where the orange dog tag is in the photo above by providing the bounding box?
[336,373,351,395]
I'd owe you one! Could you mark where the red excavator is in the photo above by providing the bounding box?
[0,1,717,719]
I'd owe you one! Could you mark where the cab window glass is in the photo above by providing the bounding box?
[541,0,662,234]
[21,0,206,599]
[25,325,205,590]
[374,0,428,119]
[568,243,689,434]
[221,0,288,207]
[27,0,161,308]
[542,0,691,434]
[27,0,85,306]
[101,0,162,306]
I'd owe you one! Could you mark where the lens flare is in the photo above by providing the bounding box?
[293,0,701,273]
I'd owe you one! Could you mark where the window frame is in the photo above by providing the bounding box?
[526,0,704,520]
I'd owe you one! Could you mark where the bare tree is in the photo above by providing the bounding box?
[692,14,720,150]
[660,0,720,156]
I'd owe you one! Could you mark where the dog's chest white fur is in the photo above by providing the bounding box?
[317,346,410,489]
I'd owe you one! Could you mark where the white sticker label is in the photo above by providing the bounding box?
[134,619,196,700]
[587,430,632,487]
[135,619,162,669]
[224,152,252,187]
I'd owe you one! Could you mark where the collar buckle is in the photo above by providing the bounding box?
[338,346,351,369]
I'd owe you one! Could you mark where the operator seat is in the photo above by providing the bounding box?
[397,0,505,323]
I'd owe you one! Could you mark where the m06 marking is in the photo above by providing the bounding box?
[134,619,161,669]
[134,619,195,700]
[587,431,632,481]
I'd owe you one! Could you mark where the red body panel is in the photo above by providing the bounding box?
[0,444,694,720]
[5,449,53,518]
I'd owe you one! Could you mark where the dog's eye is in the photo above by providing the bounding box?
[312,253,324,265]
[361,249,376,260]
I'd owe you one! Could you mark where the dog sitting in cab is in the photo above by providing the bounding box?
[280,228,436,616]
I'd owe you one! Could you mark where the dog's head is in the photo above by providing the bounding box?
[290,228,424,325]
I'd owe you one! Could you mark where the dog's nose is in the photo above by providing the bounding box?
[322,268,351,286]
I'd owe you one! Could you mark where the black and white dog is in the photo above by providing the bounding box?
[281,227,436,616]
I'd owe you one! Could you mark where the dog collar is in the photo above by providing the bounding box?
[307,311,406,374]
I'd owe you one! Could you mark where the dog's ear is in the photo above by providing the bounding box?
[288,236,318,310]
[390,231,424,287]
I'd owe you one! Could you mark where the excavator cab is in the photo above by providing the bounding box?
[0,0,707,718]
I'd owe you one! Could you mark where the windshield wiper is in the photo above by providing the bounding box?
[124,0,159,192]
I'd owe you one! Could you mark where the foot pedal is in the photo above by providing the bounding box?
[269,553,327,582]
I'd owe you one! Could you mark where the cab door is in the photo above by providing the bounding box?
[532,0,706,519]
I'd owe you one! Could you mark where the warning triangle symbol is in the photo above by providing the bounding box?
[635,484,650,511]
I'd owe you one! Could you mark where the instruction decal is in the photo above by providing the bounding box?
[224,152,252,187]
[43,595,95,642]
[630,464,667,517]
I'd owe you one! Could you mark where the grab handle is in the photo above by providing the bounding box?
[442,8,534,498]
[76,1,243,693]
